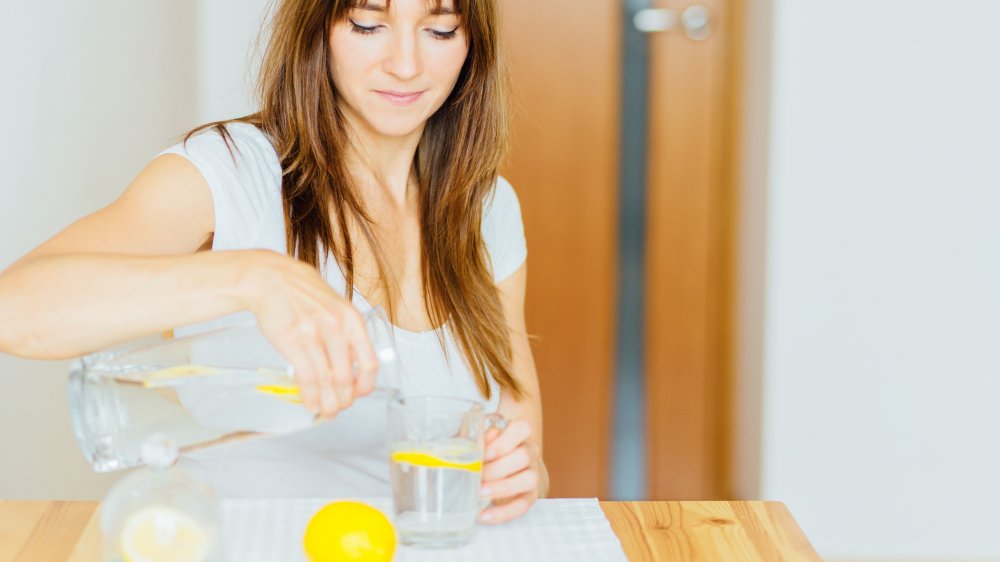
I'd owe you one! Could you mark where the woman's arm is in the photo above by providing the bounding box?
[0,250,259,359]
[0,154,375,417]
[479,262,549,523]
[0,154,223,357]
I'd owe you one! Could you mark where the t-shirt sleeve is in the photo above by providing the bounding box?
[481,176,528,283]
[156,125,282,251]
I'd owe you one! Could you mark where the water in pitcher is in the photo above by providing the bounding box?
[70,309,398,472]
[389,437,483,547]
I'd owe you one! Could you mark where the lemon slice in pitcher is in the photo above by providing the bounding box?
[255,384,303,403]
[119,505,209,562]
[141,366,219,387]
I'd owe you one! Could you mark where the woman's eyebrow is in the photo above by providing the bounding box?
[428,6,457,16]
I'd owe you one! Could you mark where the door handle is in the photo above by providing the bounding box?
[632,5,711,41]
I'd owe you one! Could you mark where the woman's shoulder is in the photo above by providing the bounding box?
[158,122,284,251]
[482,175,527,282]
[159,122,281,185]
[484,175,519,215]
[169,122,275,163]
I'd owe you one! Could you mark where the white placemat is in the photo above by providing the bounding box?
[220,497,629,562]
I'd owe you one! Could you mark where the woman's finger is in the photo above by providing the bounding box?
[483,425,503,447]
[298,334,339,417]
[347,311,379,396]
[484,419,532,461]
[479,494,534,525]
[480,466,540,502]
[481,444,532,482]
[321,316,353,411]
[281,340,322,414]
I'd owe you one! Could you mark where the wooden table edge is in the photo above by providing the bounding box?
[2,500,822,562]
[599,500,824,562]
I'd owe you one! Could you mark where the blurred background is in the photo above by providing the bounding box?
[2,1,999,560]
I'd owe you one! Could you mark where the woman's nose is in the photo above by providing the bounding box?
[383,31,422,81]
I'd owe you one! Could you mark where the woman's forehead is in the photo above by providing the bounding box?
[350,0,459,12]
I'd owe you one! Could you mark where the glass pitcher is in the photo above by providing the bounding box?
[69,308,399,472]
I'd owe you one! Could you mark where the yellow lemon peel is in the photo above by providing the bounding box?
[391,450,483,472]
[255,384,302,404]
[303,501,395,562]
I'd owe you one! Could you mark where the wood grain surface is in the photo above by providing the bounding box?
[0,500,822,561]
[601,501,823,561]
[0,501,96,562]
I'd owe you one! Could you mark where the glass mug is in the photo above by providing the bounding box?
[387,395,507,548]
[69,308,399,472]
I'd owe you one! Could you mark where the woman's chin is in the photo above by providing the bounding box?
[352,110,430,139]
[370,121,424,139]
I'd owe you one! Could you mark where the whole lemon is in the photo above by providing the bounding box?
[303,501,396,562]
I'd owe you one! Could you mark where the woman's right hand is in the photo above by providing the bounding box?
[237,250,379,419]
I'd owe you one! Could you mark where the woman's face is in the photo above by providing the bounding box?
[330,0,469,140]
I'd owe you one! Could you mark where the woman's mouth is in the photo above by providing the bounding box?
[375,90,425,107]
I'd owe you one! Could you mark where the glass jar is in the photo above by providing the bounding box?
[100,435,222,562]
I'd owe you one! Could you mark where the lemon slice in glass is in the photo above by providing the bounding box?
[119,505,209,562]
[390,450,483,472]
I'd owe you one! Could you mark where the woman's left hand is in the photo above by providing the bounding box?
[479,418,547,524]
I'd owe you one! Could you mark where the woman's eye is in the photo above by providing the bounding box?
[349,20,380,35]
[428,27,459,41]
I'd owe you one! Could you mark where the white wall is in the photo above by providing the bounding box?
[761,0,1000,559]
[195,0,272,123]
[0,2,199,499]
[0,0,274,500]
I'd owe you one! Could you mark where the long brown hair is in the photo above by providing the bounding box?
[186,0,522,400]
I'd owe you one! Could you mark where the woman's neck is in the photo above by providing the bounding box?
[344,119,424,209]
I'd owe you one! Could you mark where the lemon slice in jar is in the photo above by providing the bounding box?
[119,505,209,562]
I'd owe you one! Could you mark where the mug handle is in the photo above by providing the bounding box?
[485,412,508,433]
[479,413,509,513]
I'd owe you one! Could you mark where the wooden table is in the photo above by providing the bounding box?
[0,500,822,561]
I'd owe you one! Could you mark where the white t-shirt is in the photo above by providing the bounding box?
[157,122,526,498]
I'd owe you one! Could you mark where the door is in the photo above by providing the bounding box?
[501,1,742,499]
[499,1,622,498]
[642,0,741,500]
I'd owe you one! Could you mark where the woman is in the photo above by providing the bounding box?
[0,0,546,523]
